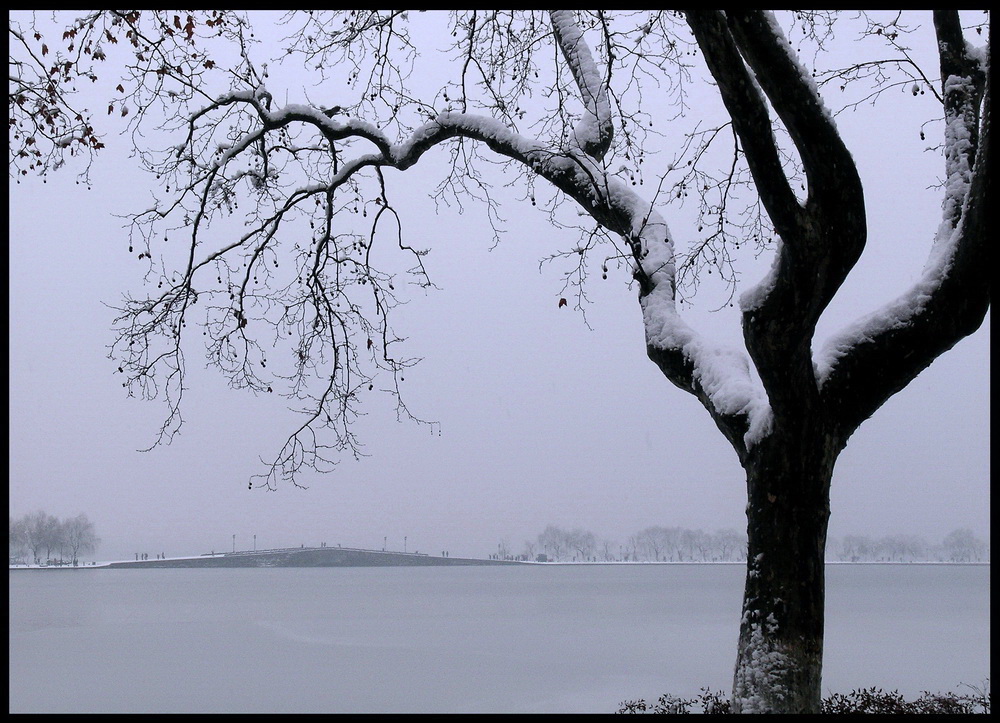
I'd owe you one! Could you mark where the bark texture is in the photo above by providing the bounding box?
[731,429,839,713]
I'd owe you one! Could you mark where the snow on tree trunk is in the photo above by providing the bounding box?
[731,430,837,713]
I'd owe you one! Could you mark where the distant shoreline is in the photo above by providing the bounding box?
[9,553,989,571]
[10,544,523,570]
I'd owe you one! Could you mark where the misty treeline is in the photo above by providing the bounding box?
[9,511,100,566]
[832,528,989,563]
[514,525,749,563]
[506,525,988,563]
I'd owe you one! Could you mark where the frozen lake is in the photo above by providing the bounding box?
[9,563,989,713]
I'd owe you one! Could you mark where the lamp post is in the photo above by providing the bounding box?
[404,536,407,553]
[253,534,256,552]
[232,534,236,553]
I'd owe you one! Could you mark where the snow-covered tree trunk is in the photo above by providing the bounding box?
[732,430,838,713]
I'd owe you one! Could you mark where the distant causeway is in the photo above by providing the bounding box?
[97,545,523,568]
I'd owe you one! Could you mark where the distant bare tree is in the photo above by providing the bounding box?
[600,538,616,562]
[636,526,669,561]
[9,516,29,564]
[942,528,986,562]
[537,525,568,561]
[567,528,596,561]
[20,511,55,565]
[689,529,713,561]
[521,539,537,561]
[41,514,63,563]
[714,528,747,561]
[624,535,640,563]
[64,513,100,565]
[497,537,511,560]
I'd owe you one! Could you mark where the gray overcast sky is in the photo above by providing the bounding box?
[8,11,989,560]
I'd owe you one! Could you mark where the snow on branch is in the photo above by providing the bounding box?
[813,18,989,432]
[255,85,768,453]
[550,10,614,160]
